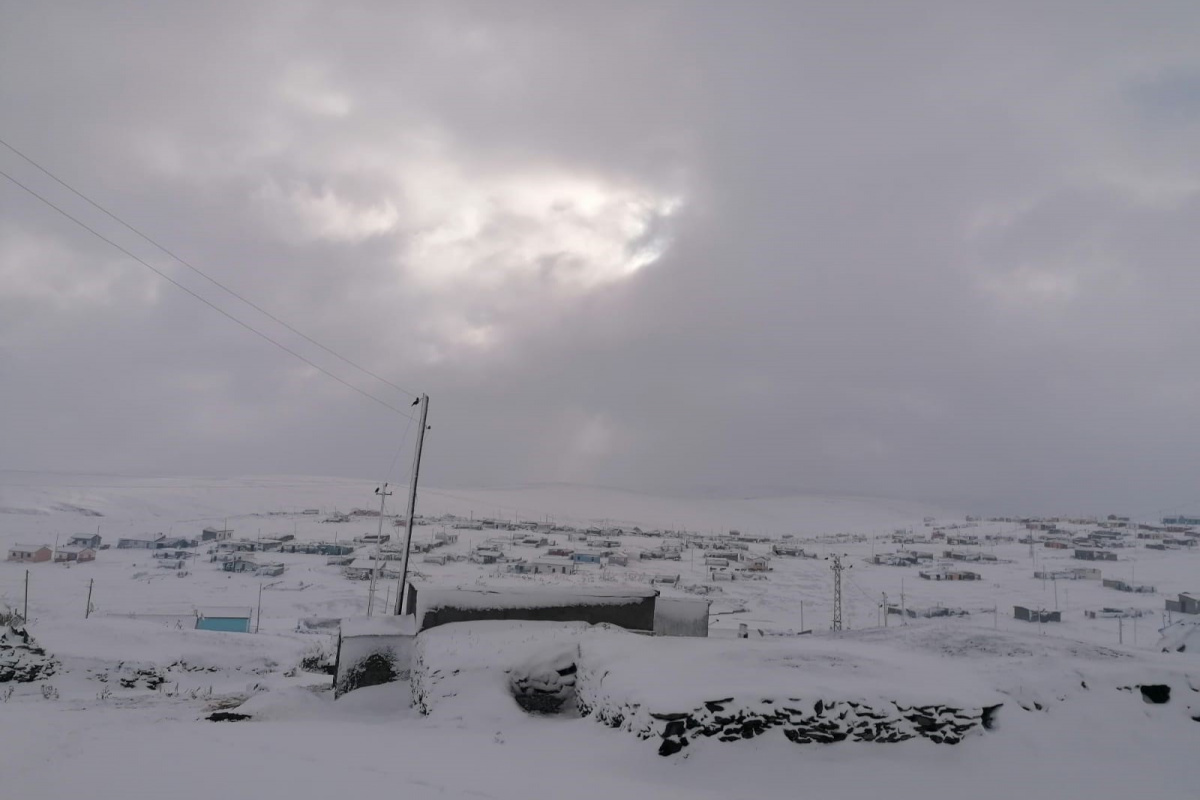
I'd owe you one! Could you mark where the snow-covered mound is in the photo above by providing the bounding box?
[410,620,595,719]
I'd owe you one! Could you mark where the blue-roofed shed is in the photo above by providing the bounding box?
[195,607,253,633]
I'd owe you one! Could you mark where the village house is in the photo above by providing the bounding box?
[1014,606,1061,623]
[117,534,166,549]
[470,548,503,565]
[1074,548,1118,562]
[1102,579,1156,594]
[7,544,52,563]
[571,550,605,565]
[743,555,771,572]
[221,557,258,574]
[919,569,980,581]
[343,558,402,580]
[155,536,194,550]
[53,546,96,563]
[200,526,233,542]
[257,562,286,577]
[67,533,102,549]
[1165,592,1200,615]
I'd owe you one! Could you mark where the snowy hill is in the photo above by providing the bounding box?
[0,471,949,536]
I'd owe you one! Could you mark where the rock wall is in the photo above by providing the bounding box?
[574,656,999,755]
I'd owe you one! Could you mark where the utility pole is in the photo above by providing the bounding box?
[367,483,393,617]
[900,577,906,624]
[396,394,430,615]
[23,569,29,623]
[85,578,94,619]
[882,592,889,627]
[255,581,263,634]
[829,554,846,631]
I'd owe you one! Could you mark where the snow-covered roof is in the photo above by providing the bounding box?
[412,582,656,620]
[340,615,419,638]
[10,543,50,551]
[196,607,252,619]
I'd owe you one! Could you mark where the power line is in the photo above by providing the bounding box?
[0,136,417,400]
[0,168,416,421]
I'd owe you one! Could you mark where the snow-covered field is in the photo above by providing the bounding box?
[1,473,1198,799]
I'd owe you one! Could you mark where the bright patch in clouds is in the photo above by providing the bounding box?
[404,168,681,291]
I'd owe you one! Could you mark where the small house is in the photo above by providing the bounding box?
[155,537,193,550]
[571,551,605,565]
[67,534,102,549]
[744,556,771,572]
[1074,549,1118,562]
[118,534,165,550]
[343,558,401,580]
[221,557,258,574]
[201,527,233,542]
[1014,606,1060,623]
[530,558,576,575]
[257,563,286,577]
[1166,592,1200,615]
[470,548,502,565]
[8,544,52,563]
[53,546,96,563]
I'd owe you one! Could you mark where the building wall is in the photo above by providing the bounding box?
[654,597,710,637]
[414,592,656,633]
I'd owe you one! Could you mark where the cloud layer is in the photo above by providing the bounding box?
[4,1,1200,514]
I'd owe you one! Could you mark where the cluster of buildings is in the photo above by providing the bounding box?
[7,533,104,565]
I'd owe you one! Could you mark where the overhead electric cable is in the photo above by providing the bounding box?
[0,168,416,421]
[0,135,417,400]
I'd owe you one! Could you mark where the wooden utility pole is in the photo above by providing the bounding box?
[85,578,94,619]
[396,394,430,615]
[256,581,263,634]
[367,483,392,617]
[23,569,29,622]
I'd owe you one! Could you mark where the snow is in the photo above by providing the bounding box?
[1,474,1199,798]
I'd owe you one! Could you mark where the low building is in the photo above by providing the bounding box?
[8,544,52,563]
[1166,592,1200,615]
[404,582,659,634]
[919,569,980,581]
[53,546,96,563]
[155,537,193,550]
[117,534,165,550]
[470,548,502,565]
[257,563,286,577]
[194,607,252,633]
[67,534,102,549]
[343,558,401,580]
[200,527,233,542]
[1014,606,1061,623]
[1074,549,1118,562]
[1102,579,1156,594]
[530,558,576,575]
[571,551,605,564]
[221,557,258,573]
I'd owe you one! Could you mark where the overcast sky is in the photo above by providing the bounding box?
[3,1,1200,515]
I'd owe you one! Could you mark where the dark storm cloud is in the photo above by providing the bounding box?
[4,1,1200,515]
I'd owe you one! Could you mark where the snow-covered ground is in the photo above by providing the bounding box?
[1,473,1198,799]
